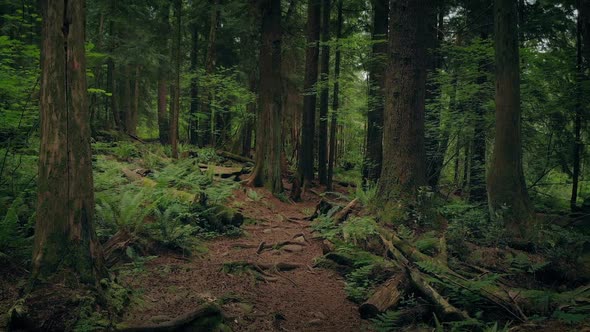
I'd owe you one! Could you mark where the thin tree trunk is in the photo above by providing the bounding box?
[377,0,432,205]
[170,0,182,159]
[190,21,199,146]
[247,0,283,194]
[327,0,343,191]
[318,0,331,185]
[487,0,534,238]
[297,0,321,188]
[130,65,140,137]
[34,0,105,283]
[157,4,170,145]
[362,0,389,184]
[199,0,220,147]
[123,65,133,135]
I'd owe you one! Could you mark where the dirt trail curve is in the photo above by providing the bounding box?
[122,186,369,332]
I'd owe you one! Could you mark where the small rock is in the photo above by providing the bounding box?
[307,319,322,326]
[313,312,327,320]
[263,229,272,234]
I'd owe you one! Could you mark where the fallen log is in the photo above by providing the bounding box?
[333,198,359,224]
[117,303,222,332]
[198,163,244,178]
[216,150,254,163]
[359,273,409,319]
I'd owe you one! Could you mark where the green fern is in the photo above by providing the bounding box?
[371,310,403,332]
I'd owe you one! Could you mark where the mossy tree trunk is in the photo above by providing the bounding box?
[327,0,343,191]
[199,0,220,147]
[248,0,283,194]
[487,0,534,238]
[377,0,431,205]
[34,0,106,284]
[170,0,182,159]
[157,4,170,145]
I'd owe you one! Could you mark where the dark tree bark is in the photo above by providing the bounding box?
[487,0,534,238]
[157,4,170,145]
[34,0,105,283]
[123,65,133,135]
[190,21,199,146]
[318,0,331,185]
[362,0,388,184]
[297,0,321,187]
[199,0,220,147]
[327,0,343,191]
[234,73,257,157]
[130,65,140,137]
[377,0,432,204]
[107,58,119,130]
[170,0,182,159]
[572,0,590,211]
[247,0,283,194]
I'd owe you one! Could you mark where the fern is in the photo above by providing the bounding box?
[371,310,403,332]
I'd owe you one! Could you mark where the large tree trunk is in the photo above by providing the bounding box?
[189,21,199,146]
[247,0,283,194]
[199,0,220,147]
[487,0,534,238]
[318,0,331,185]
[327,0,343,191]
[298,0,321,187]
[170,0,182,159]
[362,0,389,184]
[377,0,431,205]
[34,0,105,283]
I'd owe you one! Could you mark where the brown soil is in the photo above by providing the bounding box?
[120,184,370,332]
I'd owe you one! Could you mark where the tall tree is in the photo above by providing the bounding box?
[487,0,534,237]
[318,0,331,185]
[157,4,170,145]
[298,0,321,188]
[327,0,343,191]
[199,0,220,147]
[170,0,182,159]
[362,0,388,184]
[247,0,283,194]
[189,17,200,146]
[34,0,105,283]
[377,0,431,205]
[571,0,590,211]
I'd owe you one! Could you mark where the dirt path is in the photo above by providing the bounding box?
[121,186,370,331]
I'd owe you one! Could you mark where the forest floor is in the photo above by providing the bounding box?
[118,180,371,332]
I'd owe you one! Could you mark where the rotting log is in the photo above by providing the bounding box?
[117,303,222,332]
[216,150,254,163]
[198,163,245,178]
[359,273,409,318]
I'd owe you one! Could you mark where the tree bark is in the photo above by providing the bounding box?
[487,0,534,238]
[318,0,331,185]
[298,0,321,187]
[247,0,283,194]
[157,4,170,145]
[189,21,199,146]
[170,0,182,159]
[327,0,343,191]
[34,0,105,283]
[199,0,220,147]
[362,0,388,184]
[377,0,431,204]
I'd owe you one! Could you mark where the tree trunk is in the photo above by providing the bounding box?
[377,0,431,205]
[327,0,343,191]
[34,0,105,283]
[157,4,170,145]
[298,0,321,187]
[131,65,140,137]
[487,0,534,238]
[247,0,283,194]
[318,0,331,185]
[362,0,389,184]
[199,0,220,147]
[572,0,590,211]
[170,0,182,159]
[189,21,199,146]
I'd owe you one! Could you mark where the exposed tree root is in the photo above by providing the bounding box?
[117,303,222,332]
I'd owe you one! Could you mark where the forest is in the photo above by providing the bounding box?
[1,0,590,331]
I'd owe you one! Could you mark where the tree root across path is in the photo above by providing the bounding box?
[117,303,222,332]
[222,261,304,284]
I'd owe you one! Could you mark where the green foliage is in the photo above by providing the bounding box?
[355,181,378,206]
[371,310,403,332]
[342,216,378,245]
